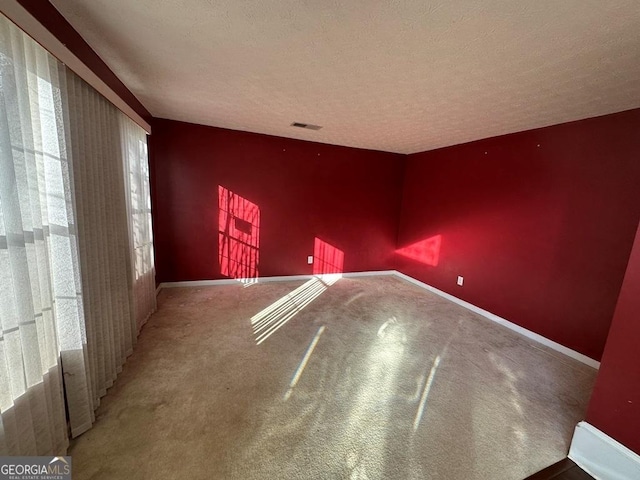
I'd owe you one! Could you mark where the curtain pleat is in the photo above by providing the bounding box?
[1,15,76,455]
[120,115,156,331]
[60,72,140,436]
[1,12,156,451]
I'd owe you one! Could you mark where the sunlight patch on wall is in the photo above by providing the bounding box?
[313,237,344,279]
[218,185,260,285]
[396,234,441,266]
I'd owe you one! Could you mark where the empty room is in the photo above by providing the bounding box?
[1,1,639,479]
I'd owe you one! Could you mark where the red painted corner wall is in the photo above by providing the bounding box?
[396,109,640,360]
[149,119,405,283]
[586,221,640,454]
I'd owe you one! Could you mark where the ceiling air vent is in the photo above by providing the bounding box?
[291,122,322,131]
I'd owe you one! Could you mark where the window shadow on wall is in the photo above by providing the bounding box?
[313,237,345,276]
[218,185,260,286]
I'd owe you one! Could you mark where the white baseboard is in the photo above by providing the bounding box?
[569,422,640,480]
[155,269,598,369]
[157,270,395,291]
[158,275,310,290]
[392,271,600,369]
[343,270,396,278]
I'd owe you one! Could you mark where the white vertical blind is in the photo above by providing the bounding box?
[120,115,156,332]
[59,69,138,437]
[0,13,156,452]
[0,14,80,455]
[0,0,151,134]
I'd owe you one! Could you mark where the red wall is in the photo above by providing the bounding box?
[586,221,640,454]
[16,1,640,456]
[397,109,640,360]
[149,119,405,283]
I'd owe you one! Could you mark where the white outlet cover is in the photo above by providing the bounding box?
[307,256,314,264]
[457,276,464,286]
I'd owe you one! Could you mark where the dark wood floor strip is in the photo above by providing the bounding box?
[524,458,594,480]
[558,465,595,480]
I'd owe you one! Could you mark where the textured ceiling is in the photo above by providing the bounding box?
[50,0,640,154]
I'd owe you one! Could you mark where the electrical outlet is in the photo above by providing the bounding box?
[307,255,313,264]
[457,276,464,286]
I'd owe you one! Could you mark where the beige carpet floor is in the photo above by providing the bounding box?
[69,275,596,479]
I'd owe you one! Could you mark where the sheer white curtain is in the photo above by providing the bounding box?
[1,13,156,452]
[58,69,157,438]
[120,116,156,332]
[59,70,136,437]
[0,15,84,455]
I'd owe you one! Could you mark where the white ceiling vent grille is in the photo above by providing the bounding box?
[291,122,322,131]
